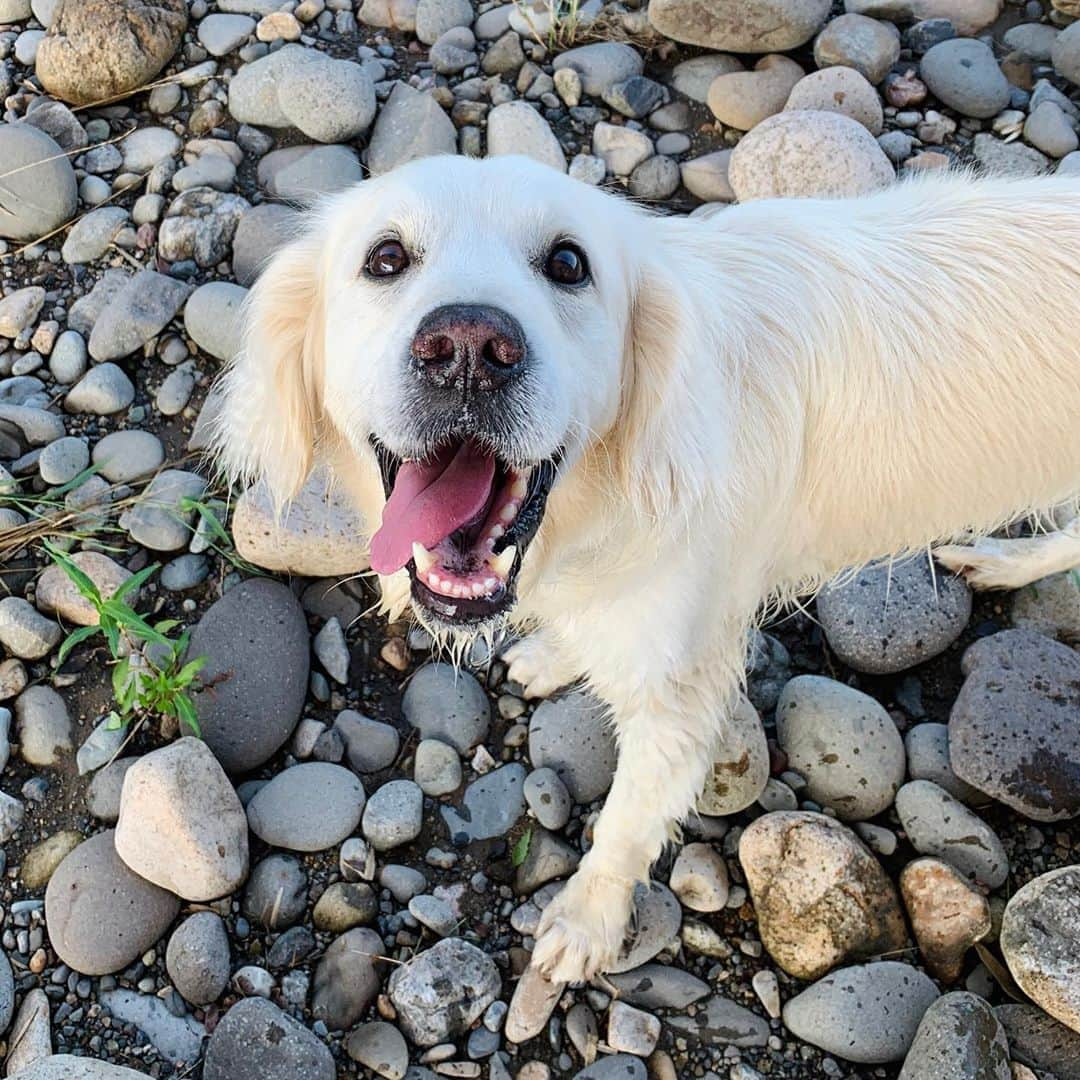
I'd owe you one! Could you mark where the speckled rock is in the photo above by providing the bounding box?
[785,67,884,134]
[649,0,830,53]
[898,992,1011,1079]
[528,691,616,803]
[996,1003,1080,1080]
[402,663,490,753]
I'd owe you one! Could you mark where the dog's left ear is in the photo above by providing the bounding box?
[210,229,326,506]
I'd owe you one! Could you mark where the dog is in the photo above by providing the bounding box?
[212,154,1080,985]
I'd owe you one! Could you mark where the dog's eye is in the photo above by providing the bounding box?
[544,243,589,287]
[366,239,410,278]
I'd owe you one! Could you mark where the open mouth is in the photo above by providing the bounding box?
[369,438,559,625]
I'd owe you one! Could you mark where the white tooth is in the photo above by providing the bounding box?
[483,577,497,591]
[511,473,529,499]
[472,582,487,597]
[412,542,437,574]
[427,572,442,588]
[490,545,516,579]
[488,524,504,541]
[499,501,518,524]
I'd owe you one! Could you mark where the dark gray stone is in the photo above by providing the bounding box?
[898,992,1010,1079]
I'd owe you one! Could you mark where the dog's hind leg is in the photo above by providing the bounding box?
[934,515,1080,590]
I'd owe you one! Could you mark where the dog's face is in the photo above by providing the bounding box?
[216,155,674,634]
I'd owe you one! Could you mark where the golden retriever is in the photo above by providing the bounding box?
[212,154,1080,984]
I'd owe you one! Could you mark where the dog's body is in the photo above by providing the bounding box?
[214,156,1080,984]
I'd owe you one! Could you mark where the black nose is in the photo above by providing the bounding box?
[411,304,526,392]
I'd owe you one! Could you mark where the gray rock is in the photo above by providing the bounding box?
[87,270,191,362]
[629,155,681,200]
[257,144,363,201]
[409,893,457,936]
[313,616,349,684]
[5,1056,151,1078]
[402,663,490,753]
[64,363,135,415]
[898,992,1010,1080]
[121,127,182,174]
[60,207,129,264]
[44,830,180,976]
[1024,100,1078,158]
[592,121,654,176]
[442,762,526,843]
[413,738,462,795]
[91,429,164,483]
[814,12,900,84]
[0,124,78,241]
[514,826,580,893]
[670,53,744,103]
[817,557,971,674]
[188,578,310,772]
[0,404,64,446]
[38,436,88,485]
[0,950,13,1036]
[362,779,423,850]
[366,83,456,176]
[1011,570,1080,642]
[610,882,682,974]
[486,100,565,172]
[311,927,383,1030]
[67,269,129,336]
[552,42,644,96]
[278,56,377,143]
[920,39,1010,119]
[345,1021,409,1079]
[528,691,616,803]
[0,601,61,663]
[776,675,905,821]
[0,791,23,843]
[248,763,365,852]
[973,132,1049,177]
[198,12,255,55]
[172,155,236,194]
[415,0,472,43]
[99,988,205,1065]
[86,757,138,823]
[160,553,209,591]
[523,766,572,830]
[335,711,400,773]
[604,75,667,119]
[231,202,299,285]
[666,994,769,1047]
[783,961,939,1063]
[389,938,501,1045]
[183,281,247,363]
[1052,20,1080,87]
[949,629,1080,821]
[1003,22,1058,62]
[904,721,981,803]
[1000,866,1080,1033]
[122,469,205,551]
[49,330,88,384]
[203,998,335,1080]
[996,1003,1080,1080]
[606,963,710,1010]
[894,780,1008,888]
[228,44,321,126]
[75,716,125,775]
[243,853,308,930]
[166,911,231,1006]
[158,188,249,267]
[572,1059,646,1080]
[14,684,71,763]
[380,864,427,903]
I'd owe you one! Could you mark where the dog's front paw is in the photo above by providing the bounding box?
[934,539,1034,590]
[530,869,634,984]
[503,634,577,699]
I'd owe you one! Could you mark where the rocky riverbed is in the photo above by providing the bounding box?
[1,0,1079,1077]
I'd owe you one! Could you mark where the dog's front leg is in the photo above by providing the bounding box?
[530,673,730,984]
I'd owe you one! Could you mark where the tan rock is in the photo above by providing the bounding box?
[232,467,371,577]
[696,694,769,814]
[505,963,564,1043]
[680,150,735,203]
[785,67,884,134]
[900,857,991,982]
[669,842,729,912]
[21,830,83,890]
[739,811,907,980]
[35,550,133,626]
[649,0,830,53]
[707,55,804,131]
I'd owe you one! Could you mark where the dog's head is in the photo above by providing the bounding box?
[214,155,691,634]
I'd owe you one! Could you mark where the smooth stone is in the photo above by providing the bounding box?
[247,763,365,852]
[973,131,1049,177]
[48,330,88,383]
[605,963,710,1010]
[6,1056,151,1078]
[227,44,322,127]
[0,600,61,663]
[814,12,900,83]
[86,757,138,823]
[514,827,580,893]
[920,38,1011,118]
[37,436,88,486]
[166,911,231,1005]
[90,430,164,484]
[1011,570,1080,641]
[671,54,744,103]
[442,762,526,843]
[15,684,71,764]
[591,121,653,176]
[0,122,77,241]
[121,469,205,550]
[904,721,982,803]
[362,779,423,851]
[242,853,308,930]
[669,842,729,912]
[63,363,134,414]
[99,988,205,1065]
[522,766,571,830]
[1025,100,1078,158]
[681,150,736,203]
[414,738,462,796]
[609,882,682,974]
[345,1021,409,1079]
[996,1003,1080,1080]
[697,694,770,814]
[312,881,378,933]
[183,281,248,363]
[311,927,383,1030]
[648,0,829,52]
[37,550,131,627]
[335,711,400,773]
[21,830,82,889]
[198,13,255,55]
[505,963,563,1044]
[552,42,643,96]
[402,663,490,753]
[785,67,883,134]
[898,992,1010,1079]
[707,54,804,131]
[121,127,182,174]
[1052,21,1080,87]
[487,100,565,172]
[278,56,377,143]
[231,202,300,285]
[366,82,456,176]
[158,188,250,266]
[665,994,769,1047]
[87,269,191,362]
[528,691,616,802]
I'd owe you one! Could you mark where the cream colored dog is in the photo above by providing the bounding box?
[213,155,1080,985]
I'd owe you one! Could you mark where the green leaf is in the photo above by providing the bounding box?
[57,624,100,664]
[511,829,532,867]
[153,619,180,635]
[43,540,102,606]
[46,463,103,498]
[101,621,120,657]
[111,563,160,602]
[104,711,127,732]
[111,656,131,701]
[175,694,201,737]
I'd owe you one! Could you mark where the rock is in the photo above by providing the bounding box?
[121,126,181,173]
[414,739,462,796]
[648,0,830,52]
[707,55,804,131]
[49,330,88,383]
[312,881,378,933]
[198,12,255,55]
[36,550,131,626]
[233,469,370,576]
[247,763,365,852]
[336,712,400,773]
[0,601,61,662]
[38,436,89,486]
[166,912,231,1005]
[609,882,682,973]
[345,1022,409,1079]
[415,0,472,43]
[949,629,1080,821]
[730,110,893,200]
[0,950,13,1040]
[442,763,526,843]
[0,124,77,241]
[44,831,180,976]
[389,938,500,1045]
[895,780,1008,887]
[1000,866,1080,1033]
[99,988,205,1065]
[60,206,129,264]
[366,83,456,176]
[592,121,654,176]
[231,202,299,285]
[552,42,643,97]
[362,779,423,850]
[607,1001,660,1056]
[15,684,72,766]
[9,1056,158,1079]
[996,1003,1080,1080]
[974,132,1050,177]
[487,101,565,172]
[783,961,939,1063]
[814,13,900,83]
[739,811,907,980]
[0,287,46,338]
[188,578,310,772]
[817,557,971,673]
[158,188,249,267]
[87,757,138,823]
[1052,21,1080,87]
[0,791,23,842]
[403,663,490,753]
[115,738,248,901]
[670,842,729,912]
[505,963,563,1043]
[514,827,580,893]
[121,469,205,550]
[1011,571,1080,642]
[311,927,382,1030]
[697,694,769,813]
[1024,101,1078,158]
[671,54,744,102]
[36,0,186,106]
[87,269,191,362]
[203,998,335,1080]
[920,38,1010,119]
[358,0,418,30]
[184,281,247,362]
[313,617,349,684]
[785,67,883,134]
[605,963,710,1010]
[776,675,905,820]
[243,853,308,930]
[899,992,1011,1079]
[5,988,49,1075]
[904,721,982,803]
[528,691,616,803]
[522,766,571,830]
[900,857,991,982]
[665,994,770,1047]
[227,44,318,126]
[278,56,376,143]
[63,363,134,415]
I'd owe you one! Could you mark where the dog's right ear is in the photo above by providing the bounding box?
[209,228,327,508]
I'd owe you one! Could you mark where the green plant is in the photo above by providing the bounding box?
[178,496,261,575]
[44,540,205,736]
[511,828,533,867]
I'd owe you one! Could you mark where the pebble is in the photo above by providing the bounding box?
[783,961,939,1064]
[920,38,1010,119]
[49,330,88,383]
[610,883,682,973]
[607,1001,660,1056]
[813,12,900,83]
[279,56,377,143]
[487,101,566,172]
[44,830,180,976]
[336,711,400,773]
[247,762,365,852]
[381,864,428,902]
[363,779,423,850]
[665,994,769,1047]
[1052,21,1080,87]
[1025,101,1078,158]
[648,0,830,52]
[552,42,643,97]
[198,12,256,55]
[669,842,730,912]
[166,911,231,1005]
[1000,865,1080,1033]
[188,578,310,772]
[415,738,463,795]
[88,429,164,484]
[115,737,249,901]
[0,286,45,338]
[38,436,89,486]
[313,616,350,683]
[15,685,72,764]
[904,722,981,804]
[311,927,383,1029]
[708,55,804,131]
[158,188,250,267]
[681,150,736,204]
[87,270,191,363]
[973,131,1049,177]
[346,1021,410,1079]
[366,82,457,176]
[402,663,490,753]
[442,763,526,843]
[629,155,681,200]
[899,992,1010,1079]
[996,1003,1080,1080]
[785,67,883,134]
[184,281,248,362]
[738,811,907,980]
[523,766,572,830]
[415,0,473,43]
[231,202,300,286]
[86,757,138,823]
[528,691,616,802]
[894,780,1009,888]
[121,468,205,550]
[0,125,78,241]
[0,599,61,661]
[312,881,378,932]
[64,363,135,415]
[100,987,206,1065]
[61,206,129,264]
[243,853,308,930]
[389,938,501,1046]
[20,829,81,889]
[776,675,905,820]
[950,628,1080,821]
[606,963,709,1010]
[900,857,991,982]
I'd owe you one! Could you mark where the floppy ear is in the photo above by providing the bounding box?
[210,229,327,507]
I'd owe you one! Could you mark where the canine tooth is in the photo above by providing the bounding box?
[511,473,529,499]
[412,542,437,574]
[488,524,504,541]
[499,501,519,524]
[483,577,497,590]
[490,545,516,579]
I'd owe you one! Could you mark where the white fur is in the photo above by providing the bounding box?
[212,156,1080,984]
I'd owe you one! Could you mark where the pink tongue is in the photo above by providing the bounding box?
[370,442,497,574]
